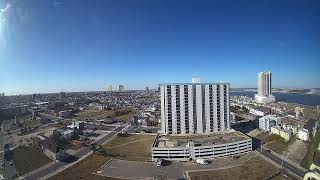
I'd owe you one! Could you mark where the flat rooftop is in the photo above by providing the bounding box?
[155,131,250,148]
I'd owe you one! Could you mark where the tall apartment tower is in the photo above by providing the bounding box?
[118,85,125,92]
[107,85,112,92]
[160,78,230,135]
[255,71,275,104]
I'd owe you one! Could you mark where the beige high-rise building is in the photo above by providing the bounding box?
[255,71,275,104]
[107,85,112,91]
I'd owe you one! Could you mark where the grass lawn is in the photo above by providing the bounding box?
[188,156,280,180]
[49,154,119,180]
[301,127,320,169]
[103,134,155,162]
[13,146,52,175]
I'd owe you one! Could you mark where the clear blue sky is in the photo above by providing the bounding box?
[0,0,319,95]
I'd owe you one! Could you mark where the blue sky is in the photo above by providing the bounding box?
[0,0,319,95]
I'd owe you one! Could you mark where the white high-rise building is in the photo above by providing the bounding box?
[255,71,275,104]
[159,78,230,135]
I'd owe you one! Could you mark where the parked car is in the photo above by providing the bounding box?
[156,159,163,166]
[196,159,209,165]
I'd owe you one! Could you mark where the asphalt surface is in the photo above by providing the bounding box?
[22,125,124,180]
[99,159,185,179]
[3,159,17,180]
[98,152,256,179]
[257,148,307,178]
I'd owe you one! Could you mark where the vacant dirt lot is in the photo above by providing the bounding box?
[286,139,309,164]
[75,108,135,122]
[188,156,279,180]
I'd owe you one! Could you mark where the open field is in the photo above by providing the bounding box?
[49,154,119,180]
[257,133,295,156]
[12,146,52,175]
[265,140,290,155]
[256,133,284,143]
[187,156,280,180]
[75,110,115,120]
[103,134,155,162]
[74,108,135,122]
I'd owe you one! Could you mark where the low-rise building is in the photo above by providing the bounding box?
[270,126,292,141]
[282,124,299,135]
[41,137,66,161]
[31,136,66,161]
[67,121,85,131]
[82,129,95,136]
[298,128,309,141]
[53,128,74,140]
[59,110,72,118]
[259,115,282,132]
[249,106,271,117]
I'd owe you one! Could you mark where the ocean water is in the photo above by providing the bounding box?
[231,92,320,107]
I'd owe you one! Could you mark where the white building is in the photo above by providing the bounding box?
[298,128,309,141]
[259,115,282,132]
[254,71,275,104]
[159,78,230,135]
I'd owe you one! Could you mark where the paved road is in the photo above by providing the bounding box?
[22,125,125,180]
[257,148,307,178]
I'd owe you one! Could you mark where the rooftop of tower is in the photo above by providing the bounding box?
[154,131,250,148]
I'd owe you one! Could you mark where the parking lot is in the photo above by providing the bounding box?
[95,152,255,179]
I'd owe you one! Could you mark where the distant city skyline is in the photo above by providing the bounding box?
[1,0,319,95]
